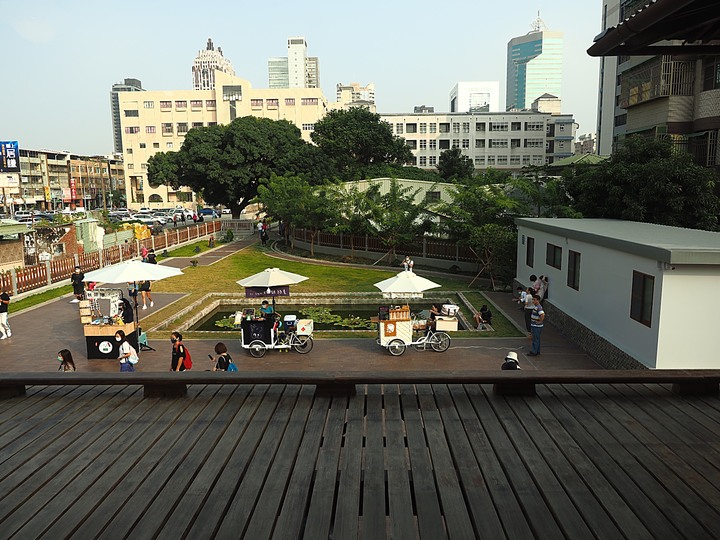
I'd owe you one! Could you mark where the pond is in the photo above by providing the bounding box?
[190,303,467,331]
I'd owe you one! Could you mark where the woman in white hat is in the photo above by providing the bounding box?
[501,351,521,370]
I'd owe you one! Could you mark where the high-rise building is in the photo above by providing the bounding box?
[506,17,563,111]
[595,0,624,155]
[334,82,376,111]
[192,38,235,91]
[110,78,144,154]
[268,37,319,89]
[450,82,500,113]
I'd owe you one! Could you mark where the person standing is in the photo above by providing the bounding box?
[528,295,545,357]
[146,249,157,264]
[170,331,188,371]
[140,245,149,262]
[70,266,85,303]
[139,280,153,309]
[523,286,535,333]
[0,284,11,339]
[57,349,76,372]
[402,256,414,272]
[211,342,232,371]
[116,330,138,372]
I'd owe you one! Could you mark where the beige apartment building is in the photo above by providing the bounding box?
[117,71,327,209]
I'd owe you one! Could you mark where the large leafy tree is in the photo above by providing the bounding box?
[437,148,475,182]
[564,136,720,230]
[147,117,330,217]
[310,107,413,179]
[327,182,382,257]
[509,164,580,218]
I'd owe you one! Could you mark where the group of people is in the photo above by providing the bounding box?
[516,274,548,357]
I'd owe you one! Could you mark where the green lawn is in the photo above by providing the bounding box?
[161,240,215,258]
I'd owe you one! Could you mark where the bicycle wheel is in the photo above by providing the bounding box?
[430,332,451,352]
[387,339,406,356]
[248,340,267,358]
[293,335,314,354]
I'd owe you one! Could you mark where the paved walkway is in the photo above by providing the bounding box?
[0,237,601,373]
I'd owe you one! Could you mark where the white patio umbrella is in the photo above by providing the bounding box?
[374,270,441,299]
[83,260,184,343]
[236,268,308,312]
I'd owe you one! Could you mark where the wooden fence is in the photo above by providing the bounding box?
[1,221,221,298]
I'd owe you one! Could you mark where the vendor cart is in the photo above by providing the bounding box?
[239,313,314,358]
[376,305,454,356]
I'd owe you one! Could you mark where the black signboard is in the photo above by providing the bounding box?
[245,285,290,298]
[0,141,20,173]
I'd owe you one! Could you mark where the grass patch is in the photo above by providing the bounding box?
[462,291,524,337]
[161,240,214,258]
[10,287,70,313]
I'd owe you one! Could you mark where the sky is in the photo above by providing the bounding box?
[0,0,604,156]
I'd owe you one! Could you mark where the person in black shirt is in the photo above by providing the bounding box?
[0,283,10,339]
[70,266,85,303]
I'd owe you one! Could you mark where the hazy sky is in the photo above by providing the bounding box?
[0,0,603,156]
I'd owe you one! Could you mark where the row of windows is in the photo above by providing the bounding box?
[416,154,544,167]
[392,121,548,135]
[141,100,216,110]
[125,122,217,136]
[410,138,551,151]
[525,236,655,327]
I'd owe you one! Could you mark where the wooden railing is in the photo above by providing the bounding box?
[1,369,718,399]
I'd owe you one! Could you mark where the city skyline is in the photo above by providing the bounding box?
[0,0,602,156]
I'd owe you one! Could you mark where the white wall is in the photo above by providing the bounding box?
[656,266,720,368]
[517,225,662,368]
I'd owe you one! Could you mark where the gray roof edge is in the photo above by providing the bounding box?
[515,218,720,264]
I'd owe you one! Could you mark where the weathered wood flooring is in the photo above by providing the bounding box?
[1,383,719,539]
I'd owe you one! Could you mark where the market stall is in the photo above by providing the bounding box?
[81,288,137,359]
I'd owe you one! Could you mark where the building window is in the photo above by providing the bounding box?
[452,139,459,148]
[429,140,437,150]
[511,122,521,131]
[429,123,437,133]
[153,142,160,148]
[510,155,521,165]
[222,85,243,101]
[190,100,203,108]
[124,126,139,134]
[420,123,427,134]
[526,237,534,267]
[475,122,486,132]
[525,138,544,148]
[497,156,508,165]
[301,97,318,105]
[523,155,531,164]
[452,122,460,133]
[146,126,156,134]
[143,101,154,109]
[425,190,440,201]
[175,100,187,109]
[439,140,450,150]
[251,98,263,108]
[490,139,508,148]
[407,140,417,149]
[285,98,295,106]
[395,123,403,134]
[166,142,173,149]
[703,56,720,91]
[208,122,217,127]
[302,123,315,131]
[487,155,495,165]
[462,122,470,133]
[139,143,146,149]
[429,156,437,166]
[630,271,654,327]
[490,122,508,131]
[462,139,469,149]
[567,250,581,290]
[192,122,203,129]
[475,139,485,149]
[406,123,417,133]
[546,243,562,269]
[525,121,544,131]
[511,139,521,148]
[125,148,133,154]
[419,140,427,150]
[206,100,216,108]
[160,101,171,109]
[267,98,279,107]
[439,123,450,133]
[124,109,139,117]
[162,123,173,135]
[474,156,485,165]
[419,156,427,166]
[127,163,133,170]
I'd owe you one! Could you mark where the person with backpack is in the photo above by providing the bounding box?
[170,331,191,371]
[211,342,236,371]
[116,330,139,372]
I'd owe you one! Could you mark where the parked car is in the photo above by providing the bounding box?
[13,211,32,219]
[172,209,194,221]
[199,208,219,218]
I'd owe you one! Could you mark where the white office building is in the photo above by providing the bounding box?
[269,37,319,89]
[450,82,500,113]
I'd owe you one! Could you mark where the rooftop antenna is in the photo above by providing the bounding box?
[530,11,547,32]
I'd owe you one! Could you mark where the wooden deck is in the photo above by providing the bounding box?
[1,381,720,539]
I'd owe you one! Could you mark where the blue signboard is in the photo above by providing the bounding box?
[0,141,20,173]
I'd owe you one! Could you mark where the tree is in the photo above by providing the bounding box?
[564,136,720,230]
[257,175,336,255]
[437,148,475,181]
[310,107,413,179]
[509,165,580,218]
[147,117,330,218]
[326,182,382,258]
[468,224,517,290]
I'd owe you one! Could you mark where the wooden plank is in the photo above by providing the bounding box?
[69,386,223,538]
[214,385,303,536]
[301,394,348,539]
[359,385,386,539]
[507,389,625,538]
[464,384,565,540]
[432,384,507,539]
[399,384,447,540]
[76,386,250,538]
[242,386,317,539]
[447,385,535,539]
[271,393,331,540]
[383,384,416,539]
[544,384,687,538]
[525,387,655,539]
[331,384,365,539]
[415,384,477,539]
[3,387,170,538]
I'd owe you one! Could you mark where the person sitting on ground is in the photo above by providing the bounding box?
[57,349,76,372]
[211,342,232,371]
[473,304,493,330]
[427,303,441,334]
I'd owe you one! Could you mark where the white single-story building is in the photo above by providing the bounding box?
[515,218,720,369]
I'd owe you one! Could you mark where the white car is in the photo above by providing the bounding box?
[221,208,231,214]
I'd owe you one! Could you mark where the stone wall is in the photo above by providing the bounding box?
[513,278,646,370]
[0,239,24,272]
